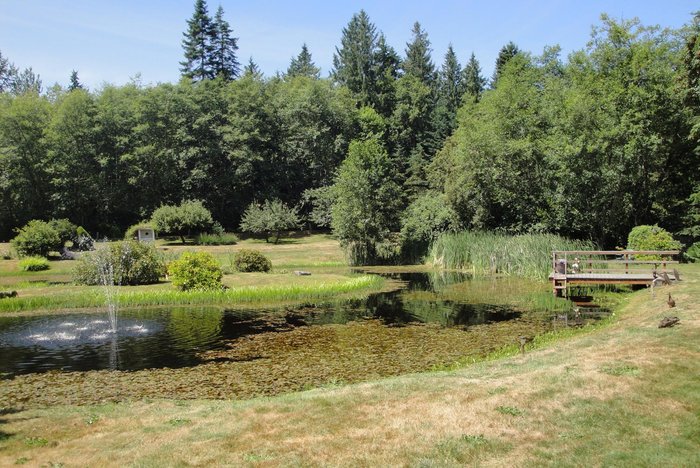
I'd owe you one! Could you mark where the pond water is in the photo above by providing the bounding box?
[0,272,552,378]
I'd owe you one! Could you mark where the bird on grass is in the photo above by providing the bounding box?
[667,293,676,309]
[518,336,533,354]
[658,316,680,328]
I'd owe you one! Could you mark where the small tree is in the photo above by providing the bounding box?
[239,199,300,244]
[151,200,214,244]
[11,220,63,257]
[331,138,403,265]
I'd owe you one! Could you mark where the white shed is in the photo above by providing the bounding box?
[136,228,155,243]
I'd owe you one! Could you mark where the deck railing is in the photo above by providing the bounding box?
[552,250,680,276]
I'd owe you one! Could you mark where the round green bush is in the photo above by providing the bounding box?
[232,249,272,272]
[18,256,50,271]
[626,225,682,260]
[73,241,165,285]
[11,220,63,257]
[168,251,223,291]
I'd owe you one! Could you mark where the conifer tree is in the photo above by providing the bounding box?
[491,41,520,87]
[68,70,83,91]
[287,44,320,78]
[210,5,240,80]
[462,52,486,102]
[372,34,400,117]
[180,0,215,81]
[402,22,435,86]
[434,45,463,141]
[243,57,263,79]
[332,10,378,105]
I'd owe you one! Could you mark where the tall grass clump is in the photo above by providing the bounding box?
[430,231,594,279]
[18,256,50,271]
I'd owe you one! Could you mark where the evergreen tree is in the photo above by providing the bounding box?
[402,22,435,86]
[332,10,378,105]
[68,70,83,91]
[371,34,400,117]
[243,57,263,79]
[286,44,320,78]
[492,41,520,87]
[180,0,215,81]
[210,5,240,80]
[462,52,486,102]
[434,45,463,142]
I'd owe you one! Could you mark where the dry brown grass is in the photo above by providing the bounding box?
[1,265,698,466]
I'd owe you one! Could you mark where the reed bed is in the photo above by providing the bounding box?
[430,231,594,279]
[0,275,383,313]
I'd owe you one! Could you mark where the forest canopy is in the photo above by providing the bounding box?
[0,4,698,264]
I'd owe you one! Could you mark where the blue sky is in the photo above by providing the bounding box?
[1,0,697,89]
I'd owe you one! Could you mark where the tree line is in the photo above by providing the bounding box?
[1,2,699,265]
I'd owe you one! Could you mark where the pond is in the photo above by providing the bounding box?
[0,272,596,406]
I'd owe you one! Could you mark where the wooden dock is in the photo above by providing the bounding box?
[549,250,680,297]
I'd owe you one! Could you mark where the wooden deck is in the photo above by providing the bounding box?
[550,250,680,296]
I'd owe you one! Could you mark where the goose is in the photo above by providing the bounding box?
[667,293,676,308]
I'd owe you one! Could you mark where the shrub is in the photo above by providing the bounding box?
[195,232,239,245]
[73,241,165,286]
[232,249,272,272]
[18,256,50,271]
[11,220,63,257]
[168,251,223,291]
[626,225,682,260]
[151,200,214,244]
[239,199,300,244]
[685,242,700,263]
[49,219,77,246]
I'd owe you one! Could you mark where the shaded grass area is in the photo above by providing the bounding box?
[0,265,697,466]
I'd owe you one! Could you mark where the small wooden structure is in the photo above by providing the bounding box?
[136,228,156,243]
[550,250,680,297]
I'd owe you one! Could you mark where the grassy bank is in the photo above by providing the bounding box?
[1,264,696,466]
[430,231,594,278]
[0,234,389,313]
[0,275,383,313]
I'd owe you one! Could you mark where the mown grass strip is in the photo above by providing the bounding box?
[0,275,384,313]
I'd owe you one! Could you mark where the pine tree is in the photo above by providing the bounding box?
[492,41,520,87]
[68,70,83,91]
[332,10,378,105]
[243,57,263,79]
[180,0,215,81]
[402,22,435,86]
[371,34,400,117]
[287,44,320,78]
[434,45,463,141]
[462,52,486,102]
[210,5,240,80]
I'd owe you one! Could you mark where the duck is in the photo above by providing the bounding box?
[667,293,676,308]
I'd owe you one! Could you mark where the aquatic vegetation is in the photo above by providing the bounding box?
[430,231,594,278]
